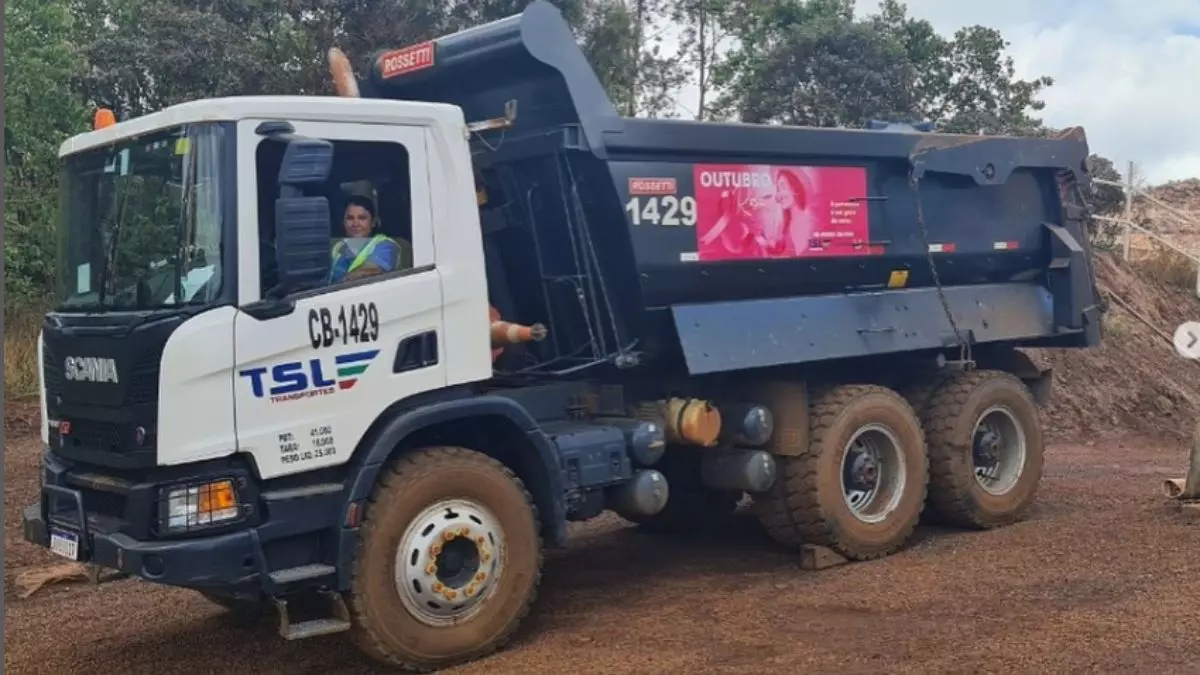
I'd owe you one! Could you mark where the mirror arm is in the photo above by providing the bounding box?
[241,296,297,321]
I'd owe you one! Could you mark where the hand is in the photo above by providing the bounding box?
[344,263,385,281]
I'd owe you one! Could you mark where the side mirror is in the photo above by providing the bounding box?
[271,137,334,297]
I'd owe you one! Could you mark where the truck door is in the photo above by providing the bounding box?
[232,120,445,479]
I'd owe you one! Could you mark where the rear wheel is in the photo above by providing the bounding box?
[914,370,1044,529]
[348,446,542,672]
[754,384,928,560]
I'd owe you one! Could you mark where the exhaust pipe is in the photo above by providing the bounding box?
[328,47,361,98]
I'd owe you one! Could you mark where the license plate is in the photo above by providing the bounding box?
[49,528,80,561]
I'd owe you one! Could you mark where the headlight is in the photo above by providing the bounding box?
[161,479,240,532]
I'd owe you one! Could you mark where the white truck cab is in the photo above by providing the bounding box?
[45,96,493,478]
[28,96,585,671]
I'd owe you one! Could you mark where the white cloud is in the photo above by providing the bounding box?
[870,0,1200,184]
[666,1,1200,184]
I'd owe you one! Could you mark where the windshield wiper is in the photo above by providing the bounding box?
[172,141,198,306]
[96,187,129,309]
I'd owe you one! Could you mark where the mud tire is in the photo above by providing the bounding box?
[348,446,542,672]
[913,370,1044,529]
[754,384,928,560]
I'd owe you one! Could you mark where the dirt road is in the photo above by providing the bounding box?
[7,433,1200,675]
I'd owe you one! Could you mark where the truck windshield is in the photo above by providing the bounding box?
[56,122,227,312]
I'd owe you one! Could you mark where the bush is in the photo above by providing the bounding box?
[4,302,48,403]
[1134,245,1198,291]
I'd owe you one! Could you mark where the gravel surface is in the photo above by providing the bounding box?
[7,432,1200,675]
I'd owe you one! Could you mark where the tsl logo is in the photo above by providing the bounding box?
[239,350,379,404]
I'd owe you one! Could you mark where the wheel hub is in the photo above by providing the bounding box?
[973,425,1003,469]
[847,452,880,491]
[971,406,1028,496]
[840,424,907,524]
[394,499,504,627]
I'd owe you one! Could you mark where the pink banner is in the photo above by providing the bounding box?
[693,164,873,260]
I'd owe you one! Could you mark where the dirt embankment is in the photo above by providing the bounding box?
[1030,251,1200,443]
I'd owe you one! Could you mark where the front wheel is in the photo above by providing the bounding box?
[348,446,543,671]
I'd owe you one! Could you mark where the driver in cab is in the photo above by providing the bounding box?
[329,195,413,283]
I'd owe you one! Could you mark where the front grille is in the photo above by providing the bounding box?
[43,338,161,405]
[129,342,163,405]
[42,338,62,398]
[83,488,127,521]
[61,418,127,451]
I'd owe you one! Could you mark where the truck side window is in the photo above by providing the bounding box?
[254,137,414,296]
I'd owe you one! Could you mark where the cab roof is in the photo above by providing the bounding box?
[59,95,466,158]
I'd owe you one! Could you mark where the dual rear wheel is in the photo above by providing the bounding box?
[753,370,1043,559]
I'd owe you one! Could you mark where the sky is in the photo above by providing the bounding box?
[669,0,1200,185]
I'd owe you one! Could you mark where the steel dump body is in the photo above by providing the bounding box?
[362,1,1101,376]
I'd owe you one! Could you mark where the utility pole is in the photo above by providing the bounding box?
[1122,160,1135,261]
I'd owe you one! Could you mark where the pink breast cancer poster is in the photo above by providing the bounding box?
[693,164,873,260]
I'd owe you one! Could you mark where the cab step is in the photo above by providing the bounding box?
[274,590,351,641]
[269,563,337,585]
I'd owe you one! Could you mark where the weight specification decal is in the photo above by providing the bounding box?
[622,165,876,261]
[309,302,380,349]
[277,424,338,466]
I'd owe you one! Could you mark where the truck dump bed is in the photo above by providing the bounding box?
[360,1,1102,377]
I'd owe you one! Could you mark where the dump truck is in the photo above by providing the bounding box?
[23,1,1103,670]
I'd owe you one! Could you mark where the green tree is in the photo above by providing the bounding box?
[1083,154,1125,217]
[711,0,1055,135]
[1080,153,1126,251]
[4,0,88,301]
[933,24,1053,135]
[712,0,919,125]
[669,0,735,119]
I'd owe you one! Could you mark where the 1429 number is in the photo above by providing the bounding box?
[625,195,698,227]
[309,302,380,349]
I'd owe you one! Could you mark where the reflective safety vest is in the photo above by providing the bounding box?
[330,234,399,282]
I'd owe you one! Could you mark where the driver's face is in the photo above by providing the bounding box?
[344,204,373,238]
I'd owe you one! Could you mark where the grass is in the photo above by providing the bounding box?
[5,303,46,403]
[1134,245,1198,290]
[1102,311,1135,340]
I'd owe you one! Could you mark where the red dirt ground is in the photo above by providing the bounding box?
[7,431,1200,675]
[8,250,1200,674]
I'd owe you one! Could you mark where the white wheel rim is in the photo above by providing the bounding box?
[972,406,1027,496]
[393,498,505,627]
[841,423,908,524]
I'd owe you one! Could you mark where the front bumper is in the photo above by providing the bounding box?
[23,501,259,588]
[22,450,353,596]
